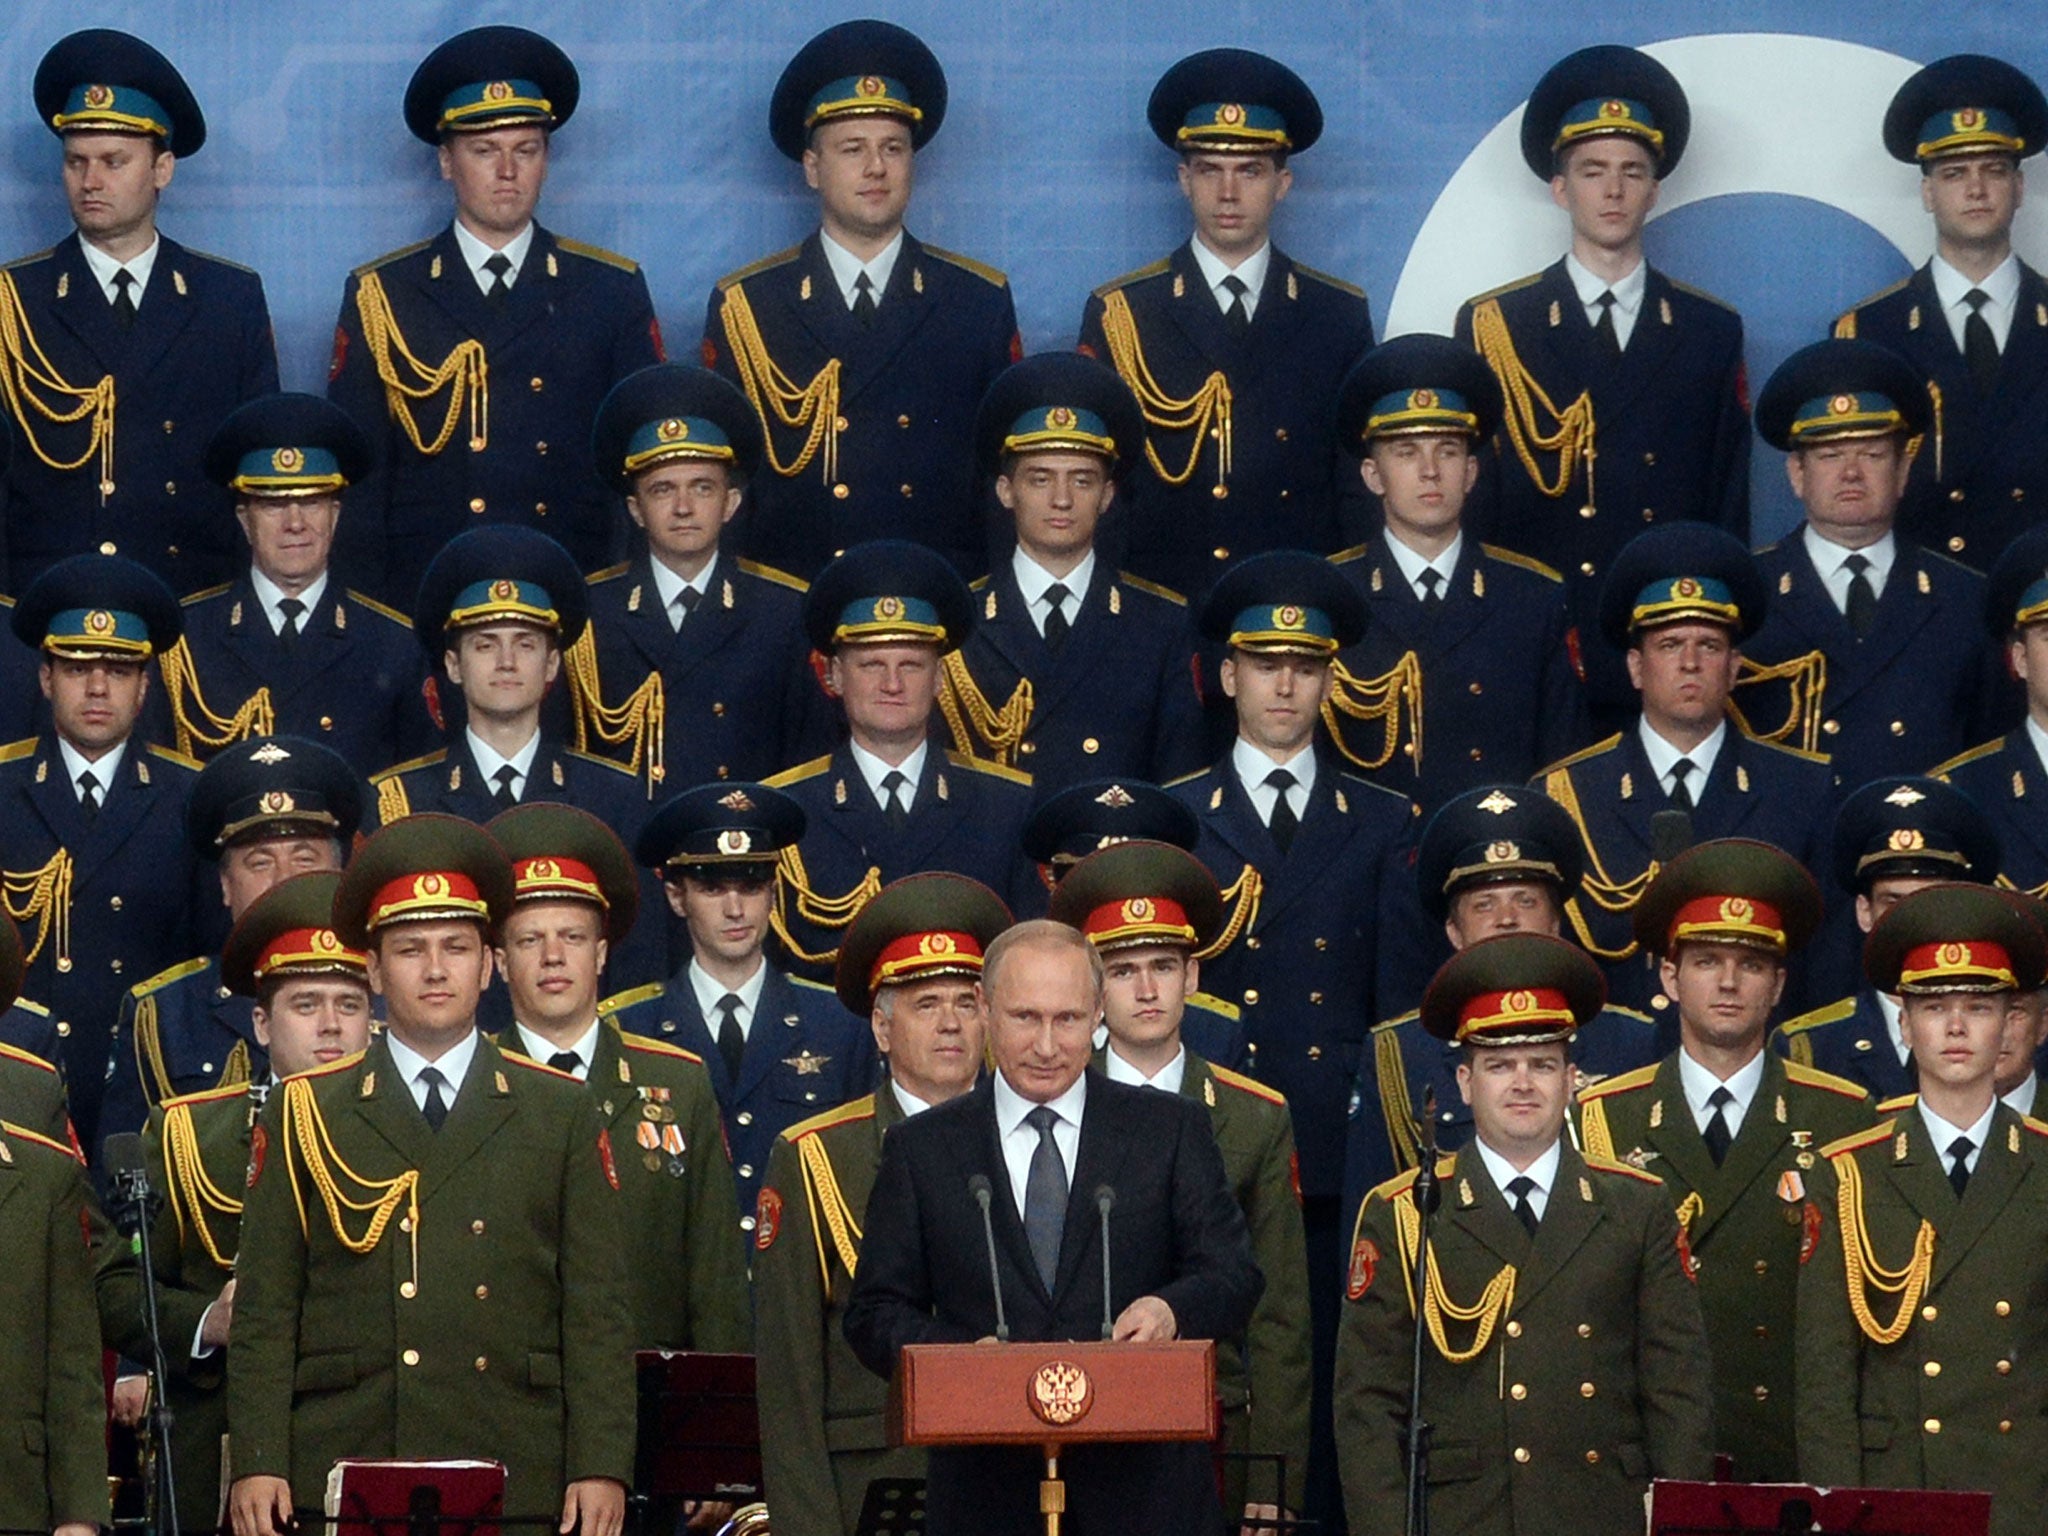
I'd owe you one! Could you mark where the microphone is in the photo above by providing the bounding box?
[1095,1185,1117,1340]
[103,1132,150,1235]
[967,1175,1010,1343]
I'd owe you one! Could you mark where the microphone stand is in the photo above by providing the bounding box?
[108,1151,182,1536]
[1403,1089,1443,1536]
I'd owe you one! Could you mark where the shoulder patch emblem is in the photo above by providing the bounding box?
[1346,1235,1379,1299]
[756,1185,783,1250]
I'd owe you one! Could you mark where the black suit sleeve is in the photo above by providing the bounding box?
[1150,1093,1263,1343]
[841,1117,985,1380]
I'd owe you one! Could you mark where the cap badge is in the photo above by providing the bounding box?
[1409,388,1439,410]
[1121,897,1156,924]
[272,447,305,473]
[1884,785,1926,807]
[717,829,753,856]
[1273,604,1305,629]
[484,81,515,103]
[857,75,887,98]
[657,418,689,442]
[1887,828,1926,851]
[1830,394,1856,416]
[1672,577,1703,600]
[489,578,518,601]
[1096,785,1137,809]
[1477,790,1518,816]
[528,858,561,881]
[1719,897,1755,924]
[717,789,757,811]
[1600,98,1628,119]
[250,743,292,764]
[259,790,296,814]
[1938,942,1972,968]
[1217,102,1246,126]
[312,929,343,954]
[874,595,906,621]
[1503,990,1538,1016]
[1485,840,1520,863]
[85,610,114,635]
[918,932,958,957]
[1046,406,1078,430]
[1955,107,1986,131]
[413,873,450,900]
[84,84,114,110]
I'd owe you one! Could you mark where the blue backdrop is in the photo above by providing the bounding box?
[3,1,2043,542]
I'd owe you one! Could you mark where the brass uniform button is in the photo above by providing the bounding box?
[834,416,849,432]
[1997,1359,2012,1375]
[1950,488,1966,503]
[475,1356,489,1372]
[1754,1325,1769,1340]
[470,498,486,514]
[535,502,547,516]
[1922,1305,1939,1321]
[1243,989,1260,1005]
[737,1111,754,1127]
[100,541,117,555]
[1245,936,1261,950]
[832,483,850,500]
[1505,1321,1522,1339]
[55,1021,69,1037]
[1890,721,1905,736]
[164,420,175,433]
[900,484,914,497]
[1315,937,1328,951]
[402,1349,420,1367]
[530,377,544,392]
[1307,1045,1321,1060]
[399,1216,412,1234]
[1275,427,1289,441]
[738,1162,755,1179]
[2001,1420,2014,1433]
[165,482,176,495]
[1082,737,1099,754]
[1579,1382,1596,1398]
[1924,1418,1941,1434]
[109,896,122,911]
[1584,1451,1601,1466]
[475,1285,489,1300]
[1754,1260,1768,1275]
[1468,748,1483,761]
[1641,507,1654,522]
[740,1215,757,1232]
[1513,1448,1530,1465]
[1643,451,1656,465]
[1310,991,1324,1004]
[471,1219,486,1235]
[1578,505,1596,519]
[1996,1300,2011,1316]
[712,702,726,716]
[111,959,123,974]
[1577,1323,1592,1338]
[399,1281,416,1299]
[897,415,911,428]
[1213,547,1230,561]
[1822,720,1840,736]
[535,441,548,455]
[1468,682,1483,695]
[1923,1361,1940,1377]
[1580,561,1595,576]
[1753,1386,1769,1401]
[1510,1383,1527,1400]
[1021,741,1037,756]
[321,717,334,730]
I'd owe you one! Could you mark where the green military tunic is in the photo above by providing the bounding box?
[0,1118,108,1532]
[0,1038,73,1143]
[1334,1140,1713,1536]
[95,1082,253,1530]
[497,1021,750,1351]
[227,1032,635,1516]
[1579,1050,1874,1481]
[753,1086,925,1536]
[1797,1102,2048,1536]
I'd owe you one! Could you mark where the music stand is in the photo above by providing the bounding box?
[629,1350,760,1534]
[1649,1478,1992,1536]
[321,1460,505,1536]
[894,1340,1216,1536]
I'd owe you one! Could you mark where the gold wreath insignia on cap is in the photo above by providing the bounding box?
[1477,790,1518,815]
[1672,577,1702,599]
[85,610,114,634]
[1096,784,1136,809]
[489,578,518,601]
[259,790,295,814]
[1503,989,1539,1015]
[414,873,450,899]
[485,81,514,102]
[313,929,343,954]
[1218,103,1246,126]
[1938,941,1972,968]
[1485,840,1520,863]
[1956,107,1986,130]
[718,829,753,856]
[1718,897,1755,923]
[718,789,757,812]
[1121,897,1156,924]
[857,75,887,98]
[1600,99,1628,119]
[1273,604,1305,629]
[657,418,689,442]
[1409,388,1440,410]
[873,595,906,621]
[919,932,957,957]
[1046,406,1078,429]
[1830,394,1856,416]
[528,858,561,881]
[84,84,114,109]
[272,447,305,473]
[1887,828,1926,851]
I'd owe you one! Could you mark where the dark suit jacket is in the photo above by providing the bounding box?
[843,1071,1261,1536]
[1836,260,2048,571]
[0,231,277,591]
[1934,731,2048,895]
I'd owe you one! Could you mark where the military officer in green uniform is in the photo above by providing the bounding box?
[485,801,749,1353]
[97,870,372,1530]
[753,872,1009,1536]
[226,815,633,1535]
[1335,932,1713,1536]
[1577,839,1874,1482]
[1049,839,1309,1529]
[1797,884,2048,1536]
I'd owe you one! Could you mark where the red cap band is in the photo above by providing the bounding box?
[1080,895,1196,950]
[1670,894,1788,953]
[510,855,607,907]
[368,870,491,930]
[253,925,368,980]
[869,929,985,992]
[1899,939,2018,993]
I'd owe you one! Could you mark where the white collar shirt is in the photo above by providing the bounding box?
[1563,251,1647,350]
[687,957,767,1045]
[248,567,330,637]
[1678,1046,1767,1139]
[57,737,126,806]
[1637,718,1727,801]
[820,228,904,310]
[993,1070,1088,1220]
[385,1028,480,1114]
[1012,548,1095,638]
[1103,1043,1187,1095]
[1383,529,1464,602]
[466,727,541,803]
[848,738,928,815]
[1931,249,2020,353]
[451,220,535,293]
[647,556,713,631]
[1189,238,1271,322]
[1918,1097,1997,1176]
[1474,1137,1561,1222]
[1233,738,1315,825]
[78,232,159,310]
[513,1019,603,1081]
[1802,526,1896,614]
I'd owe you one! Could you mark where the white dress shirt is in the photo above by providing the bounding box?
[79,232,159,310]
[1637,718,1726,801]
[1383,529,1463,602]
[1678,1047,1766,1139]
[848,737,927,815]
[1474,1137,1561,1222]
[57,737,126,806]
[1563,251,1647,350]
[648,555,712,631]
[466,726,541,802]
[1918,1096,1996,1177]
[1103,1043,1187,1095]
[688,956,768,1048]
[514,1019,603,1081]
[2026,716,2048,782]
[1012,547,1095,638]
[1802,526,1895,616]
[2005,1071,2039,1118]
[1233,738,1315,825]
[890,1079,937,1119]
[249,568,330,637]
[451,220,535,294]
[385,1028,480,1114]
[993,1070,1087,1221]
[820,228,904,309]
[1189,238,1271,322]
[1930,249,2019,354]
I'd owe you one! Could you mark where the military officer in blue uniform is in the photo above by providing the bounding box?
[1937,527,2048,897]
[1834,56,2048,571]
[1080,49,1375,597]
[141,392,433,774]
[0,554,207,1153]
[703,21,1020,580]
[1741,340,2007,792]
[1328,334,1590,812]
[1343,783,1660,1221]
[604,781,874,1240]
[765,542,1040,977]
[368,527,661,992]
[1775,776,2004,1100]
[97,734,362,1155]
[2,29,278,593]
[1536,526,1836,1022]
[944,352,1204,791]
[327,26,663,600]
[574,364,830,798]
[1457,46,1748,722]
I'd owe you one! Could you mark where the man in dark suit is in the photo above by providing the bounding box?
[1327,334,1590,812]
[1741,340,2006,792]
[766,542,1040,973]
[574,365,830,798]
[944,352,1204,790]
[603,782,873,1239]
[1535,525,1835,1021]
[1834,56,2048,571]
[845,918,1261,1536]
[326,26,663,599]
[703,21,1020,580]
[1456,46,1748,723]
[0,554,208,1152]
[151,393,432,774]
[2,29,278,593]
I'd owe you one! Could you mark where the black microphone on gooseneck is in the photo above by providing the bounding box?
[1095,1185,1117,1340]
[967,1174,1010,1342]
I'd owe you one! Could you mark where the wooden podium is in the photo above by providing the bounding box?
[893,1340,1216,1536]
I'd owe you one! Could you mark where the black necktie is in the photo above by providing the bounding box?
[1948,1135,1974,1198]
[1042,582,1072,651]
[482,252,513,306]
[1842,553,1877,639]
[1964,289,1999,393]
[1507,1174,1540,1235]
[1265,768,1299,855]
[492,764,519,807]
[1668,757,1697,812]
[546,1050,581,1076]
[1703,1086,1735,1165]
[1023,1105,1068,1288]
[110,268,138,328]
[880,769,910,830]
[1418,568,1445,609]
[77,770,101,822]
[1221,274,1251,336]
[1592,289,1621,357]
[420,1066,450,1132]
[715,994,745,1082]
[276,596,306,653]
[672,585,701,630]
[852,271,877,327]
